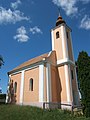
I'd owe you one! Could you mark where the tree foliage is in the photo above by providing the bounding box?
[0,55,4,68]
[77,51,90,117]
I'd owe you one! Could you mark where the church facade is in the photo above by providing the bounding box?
[6,15,80,110]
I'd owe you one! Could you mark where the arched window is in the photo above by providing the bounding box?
[56,31,59,39]
[71,70,74,80]
[14,82,17,93]
[29,78,33,91]
[66,32,69,39]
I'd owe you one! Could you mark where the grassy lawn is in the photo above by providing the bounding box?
[0,104,90,120]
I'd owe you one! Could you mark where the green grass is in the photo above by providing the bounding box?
[0,105,90,120]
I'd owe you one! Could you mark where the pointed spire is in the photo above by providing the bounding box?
[58,7,61,17]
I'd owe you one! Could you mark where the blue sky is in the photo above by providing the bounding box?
[0,0,90,93]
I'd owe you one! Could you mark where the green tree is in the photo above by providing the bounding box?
[77,51,90,117]
[0,55,4,68]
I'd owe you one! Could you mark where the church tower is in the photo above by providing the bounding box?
[51,14,80,108]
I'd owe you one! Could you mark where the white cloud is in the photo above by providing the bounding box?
[52,0,90,16]
[0,7,29,24]
[52,0,78,16]
[30,26,43,34]
[80,15,90,30]
[11,0,21,10]
[14,26,29,42]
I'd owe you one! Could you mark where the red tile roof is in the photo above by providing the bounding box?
[8,52,49,75]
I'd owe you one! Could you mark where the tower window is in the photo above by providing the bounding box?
[71,70,74,80]
[56,31,59,39]
[29,78,33,91]
[66,32,69,39]
[14,82,17,93]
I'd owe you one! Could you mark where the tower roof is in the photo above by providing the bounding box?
[56,15,66,26]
